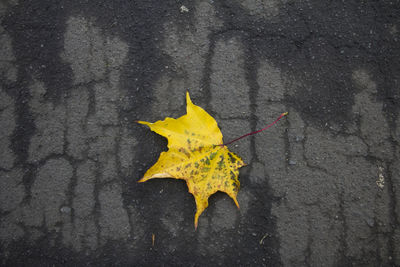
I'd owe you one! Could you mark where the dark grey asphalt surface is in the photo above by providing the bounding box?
[1,0,400,266]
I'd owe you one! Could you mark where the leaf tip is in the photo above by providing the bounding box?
[282,112,288,116]
[234,198,240,209]
[194,215,199,230]
[186,90,192,105]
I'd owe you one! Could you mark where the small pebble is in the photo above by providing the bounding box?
[366,218,374,227]
[60,206,71,214]
[180,5,189,13]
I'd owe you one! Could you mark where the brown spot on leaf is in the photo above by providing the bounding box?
[179,147,191,158]
[228,153,237,163]
[202,167,210,173]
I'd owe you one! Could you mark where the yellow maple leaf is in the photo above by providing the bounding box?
[137,91,245,228]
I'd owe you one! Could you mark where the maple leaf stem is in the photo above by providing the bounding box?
[220,112,288,146]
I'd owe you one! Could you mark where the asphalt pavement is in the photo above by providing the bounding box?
[1,0,399,266]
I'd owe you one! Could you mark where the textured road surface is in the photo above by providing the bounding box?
[1,0,400,266]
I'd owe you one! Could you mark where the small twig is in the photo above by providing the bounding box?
[260,233,269,245]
